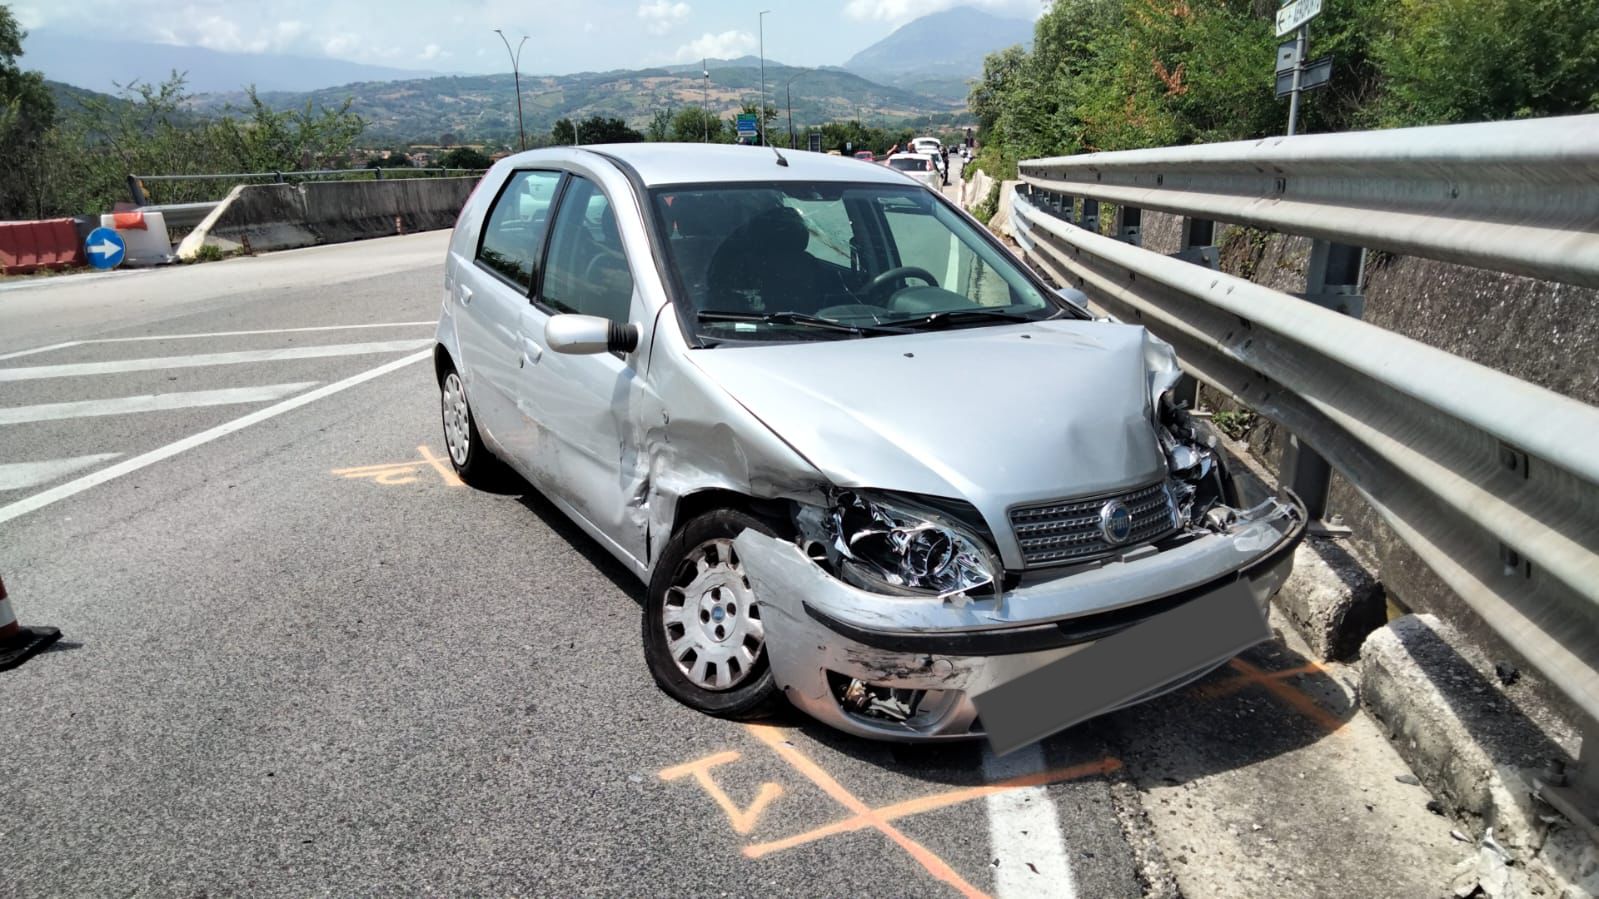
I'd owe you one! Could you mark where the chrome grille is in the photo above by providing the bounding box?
[1009,481,1178,567]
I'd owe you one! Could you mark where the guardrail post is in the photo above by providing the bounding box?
[1173,217,1219,269]
[1080,199,1100,234]
[1114,207,1142,246]
[126,175,150,207]
[374,168,384,180]
[1281,238,1367,536]
[273,170,285,184]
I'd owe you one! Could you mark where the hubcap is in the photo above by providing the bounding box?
[661,537,764,691]
[441,372,471,466]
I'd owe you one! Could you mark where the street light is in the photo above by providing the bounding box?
[492,29,528,152]
[758,10,770,147]
[702,58,710,143]
[784,70,808,150]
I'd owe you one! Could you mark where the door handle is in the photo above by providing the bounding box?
[458,285,473,306]
[521,339,542,367]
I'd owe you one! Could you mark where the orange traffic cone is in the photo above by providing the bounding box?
[0,574,60,670]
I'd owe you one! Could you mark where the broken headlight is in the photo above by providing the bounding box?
[826,492,998,599]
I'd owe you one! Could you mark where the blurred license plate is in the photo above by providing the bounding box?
[974,579,1269,755]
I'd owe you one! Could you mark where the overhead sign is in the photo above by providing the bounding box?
[1276,39,1301,74]
[1275,55,1334,98]
[84,227,126,270]
[1276,0,1323,36]
[807,132,822,153]
[735,113,758,137]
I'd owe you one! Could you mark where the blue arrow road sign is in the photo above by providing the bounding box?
[84,227,126,270]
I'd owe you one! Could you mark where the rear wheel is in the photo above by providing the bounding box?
[643,509,782,719]
[439,366,503,487]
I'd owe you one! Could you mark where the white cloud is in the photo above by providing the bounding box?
[12,6,45,30]
[638,0,692,36]
[419,43,449,61]
[672,29,755,63]
[584,22,599,33]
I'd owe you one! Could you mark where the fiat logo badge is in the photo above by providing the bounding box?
[1099,500,1134,544]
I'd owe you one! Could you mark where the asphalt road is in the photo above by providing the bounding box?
[1,230,1469,897]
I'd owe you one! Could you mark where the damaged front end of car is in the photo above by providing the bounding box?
[732,341,1307,742]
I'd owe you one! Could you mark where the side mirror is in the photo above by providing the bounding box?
[546,313,639,355]
[1056,286,1092,313]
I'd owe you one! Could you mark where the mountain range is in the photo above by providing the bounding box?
[25,7,1035,143]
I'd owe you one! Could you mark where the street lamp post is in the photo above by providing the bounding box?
[492,29,528,152]
[784,71,807,150]
[758,10,770,147]
[702,58,710,143]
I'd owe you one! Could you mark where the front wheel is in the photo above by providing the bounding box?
[643,509,782,719]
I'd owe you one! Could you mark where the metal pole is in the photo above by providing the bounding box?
[758,10,770,147]
[702,59,710,143]
[494,30,528,152]
[786,84,794,149]
[1286,24,1307,136]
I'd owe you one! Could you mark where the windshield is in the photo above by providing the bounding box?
[651,182,1061,344]
[887,157,928,172]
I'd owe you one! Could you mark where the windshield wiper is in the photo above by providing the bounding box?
[888,308,1036,330]
[696,310,906,336]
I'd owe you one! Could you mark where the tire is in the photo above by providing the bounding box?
[438,364,505,488]
[643,509,783,720]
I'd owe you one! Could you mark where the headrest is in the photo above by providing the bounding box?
[744,206,808,254]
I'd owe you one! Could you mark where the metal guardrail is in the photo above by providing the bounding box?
[127,168,489,206]
[1009,115,1599,738]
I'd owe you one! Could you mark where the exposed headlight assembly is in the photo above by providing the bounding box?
[825,491,999,601]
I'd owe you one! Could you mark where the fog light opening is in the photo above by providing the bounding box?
[827,671,924,723]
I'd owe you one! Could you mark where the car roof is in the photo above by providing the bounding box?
[887,152,933,160]
[500,142,912,188]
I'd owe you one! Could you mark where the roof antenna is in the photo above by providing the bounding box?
[768,138,789,167]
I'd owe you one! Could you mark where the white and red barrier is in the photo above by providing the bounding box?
[0,574,60,670]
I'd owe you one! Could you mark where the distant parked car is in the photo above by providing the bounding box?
[885,152,941,189]
[911,137,942,156]
[853,150,876,162]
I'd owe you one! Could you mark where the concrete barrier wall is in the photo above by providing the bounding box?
[177,177,478,259]
[0,218,86,274]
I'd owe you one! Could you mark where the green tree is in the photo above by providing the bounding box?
[646,107,673,141]
[0,6,57,218]
[552,115,644,145]
[438,146,492,169]
[667,105,728,142]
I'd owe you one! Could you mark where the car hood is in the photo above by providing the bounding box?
[686,318,1169,547]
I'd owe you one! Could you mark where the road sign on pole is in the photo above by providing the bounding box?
[1276,0,1323,36]
[84,227,126,270]
[1276,55,1334,99]
[1277,39,1301,74]
[808,132,822,153]
[736,113,758,140]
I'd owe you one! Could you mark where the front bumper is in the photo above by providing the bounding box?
[732,494,1306,742]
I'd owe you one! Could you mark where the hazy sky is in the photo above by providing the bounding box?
[12,0,1044,74]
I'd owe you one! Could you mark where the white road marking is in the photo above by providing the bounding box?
[983,744,1077,899]
[0,339,431,383]
[0,382,319,425]
[0,322,434,364]
[0,454,123,491]
[0,342,81,362]
[0,350,430,526]
[82,321,438,343]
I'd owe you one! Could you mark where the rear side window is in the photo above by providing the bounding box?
[540,177,635,325]
[476,170,562,290]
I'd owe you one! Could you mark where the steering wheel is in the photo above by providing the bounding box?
[864,266,939,299]
[584,250,627,284]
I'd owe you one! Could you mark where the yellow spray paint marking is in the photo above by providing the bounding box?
[658,750,784,834]
[332,445,463,488]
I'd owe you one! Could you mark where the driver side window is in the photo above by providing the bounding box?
[540,176,635,325]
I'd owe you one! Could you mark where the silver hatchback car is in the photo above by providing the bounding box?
[434,144,1305,742]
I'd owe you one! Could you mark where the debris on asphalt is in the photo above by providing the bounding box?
[1451,829,1470,842]
[1493,661,1519,686]
[1427,799,1446,815]
[1396,773,1422,786]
